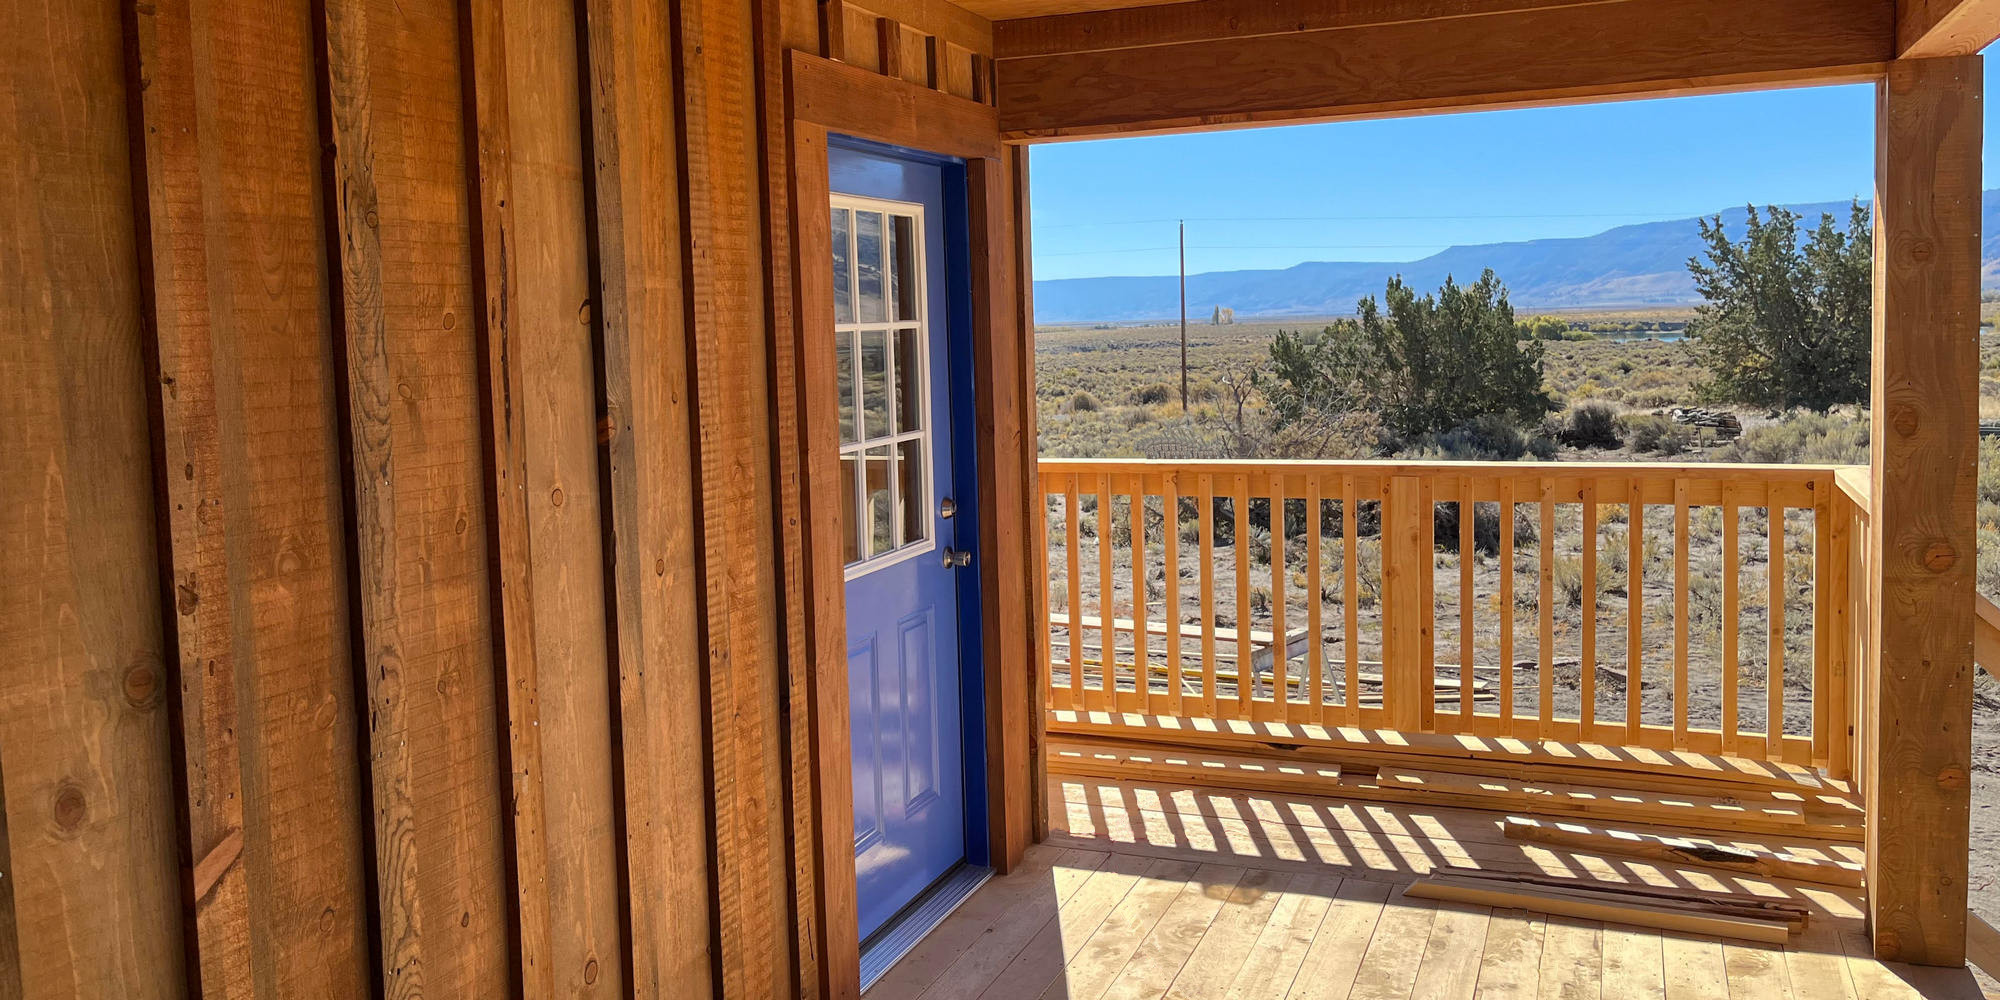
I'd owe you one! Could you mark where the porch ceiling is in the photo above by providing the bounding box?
[955,0,1185,23]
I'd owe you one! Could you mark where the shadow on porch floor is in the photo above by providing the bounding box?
[861,776,1986,999]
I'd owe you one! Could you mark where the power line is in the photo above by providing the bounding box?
[1032,209,1728,230]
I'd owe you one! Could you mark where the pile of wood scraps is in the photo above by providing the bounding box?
[1404,866,1810,944]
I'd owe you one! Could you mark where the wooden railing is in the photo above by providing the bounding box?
[1039,458,1870,774]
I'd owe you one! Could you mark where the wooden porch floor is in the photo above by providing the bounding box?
[862,776,1987,1000]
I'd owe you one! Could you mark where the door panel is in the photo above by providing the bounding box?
[834,143,968,941]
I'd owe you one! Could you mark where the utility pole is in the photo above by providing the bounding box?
[1179,220,1189,412]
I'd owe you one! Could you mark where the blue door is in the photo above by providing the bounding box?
[831,143,972,941]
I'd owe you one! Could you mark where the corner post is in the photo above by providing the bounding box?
[1867,53,1981,966]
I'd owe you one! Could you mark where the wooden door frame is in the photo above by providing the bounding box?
[785,50,1037,999]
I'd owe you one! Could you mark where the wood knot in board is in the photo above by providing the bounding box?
[123,659,163,710]
[550,487,565,508]
[1891,402,1920,437]
[1938,765,1970,790]
[51,782,87,836]
[319,906,338,934]
[1923,540,1958,572]
[177,579,201,615]
[442,311,455,329]
[584,957,600,985]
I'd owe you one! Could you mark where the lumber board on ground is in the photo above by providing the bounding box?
[1403,877,1792,945]
[1502,817,1865,888]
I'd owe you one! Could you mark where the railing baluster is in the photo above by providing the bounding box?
[1308,474,1325,726]
[1270,472,1289,723]
[1234,474,1252,717]
[1627,480,1644,746]
[1673,478,1690,750]
[1538,477,1555,739]
[1200,473,1217,719]
[1164,474,1183,719]
[1812,492,1832,768]
[1343,474,1359,728]
[1499,477,1516,736]
[1131,481,1148,716]
[1097,473,1114,714]
[1723,498,1740,756]
[1768,501,1785,761]
[1580,480,1598,737]
[1457,476,1475,733]
[1065,474,1082,711]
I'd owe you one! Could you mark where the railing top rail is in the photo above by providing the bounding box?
[1038,457,1862,482]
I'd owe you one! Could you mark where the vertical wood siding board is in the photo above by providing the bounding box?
[191,0,375,991]
[123,0,256,991]
[316,0,514,992]
[674,0,793,986]
[577,0,717,991]
[749,0,821,986]
[316,1,427,990]
[1866,54,1981,966]
[456,0,548,993]
[0,0,188,993]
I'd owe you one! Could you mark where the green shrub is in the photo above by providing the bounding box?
[1127,381,1176,406]
[1708,410,1868,465]
[1553,401,1622,449]
[1620,413,1693,455]
[1065,390,1101,413]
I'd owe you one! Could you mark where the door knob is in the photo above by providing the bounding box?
[940,497,957,519]
[941,547,971,568]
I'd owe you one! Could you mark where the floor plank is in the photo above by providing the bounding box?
[1722,939,1795,1000]
[1098,865,1247,1000]
[976,853,1154,1000]
[1038,860,1209,1000]
[1163,868,1290,1000]
[1659,932,1728,1000]
[1407,899,1491,1000]
[917,850,1125,1000]
[1597,923,1665,1000]
[1288,878,1392,1000]
[1224,874,1341,1000]
[869,847,1095,999]
[1344,889,1437,1000]
[1535,916,1602,1000]
[1474,908,1548,1000]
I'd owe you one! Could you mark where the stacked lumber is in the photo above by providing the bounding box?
[1501,816,1863,887]
[1405,866,1809,944]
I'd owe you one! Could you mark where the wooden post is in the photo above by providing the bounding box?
[1866,54,1981,967]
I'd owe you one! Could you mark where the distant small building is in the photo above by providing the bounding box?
[1211,306,1235,325]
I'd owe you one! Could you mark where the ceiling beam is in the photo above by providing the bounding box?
[996,0,1895,140]
[1899,0,2000,56]
[995,0,1615,60]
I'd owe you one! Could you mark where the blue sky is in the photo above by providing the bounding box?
[1027,58,2000,281]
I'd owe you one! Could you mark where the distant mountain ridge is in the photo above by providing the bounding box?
[1034,190,2000,325]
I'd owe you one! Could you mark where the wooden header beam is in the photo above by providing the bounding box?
[1900,0,2000,57]
[995,0,1895,140]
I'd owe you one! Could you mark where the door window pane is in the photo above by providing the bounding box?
[832,208,853,325]
[856,211,886,323]
[860,329,888,440]
[836,329,855,443]
[898,439,926,547]
[865,446,893,557]
[890,215,917,322]
[894,328,922,434]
